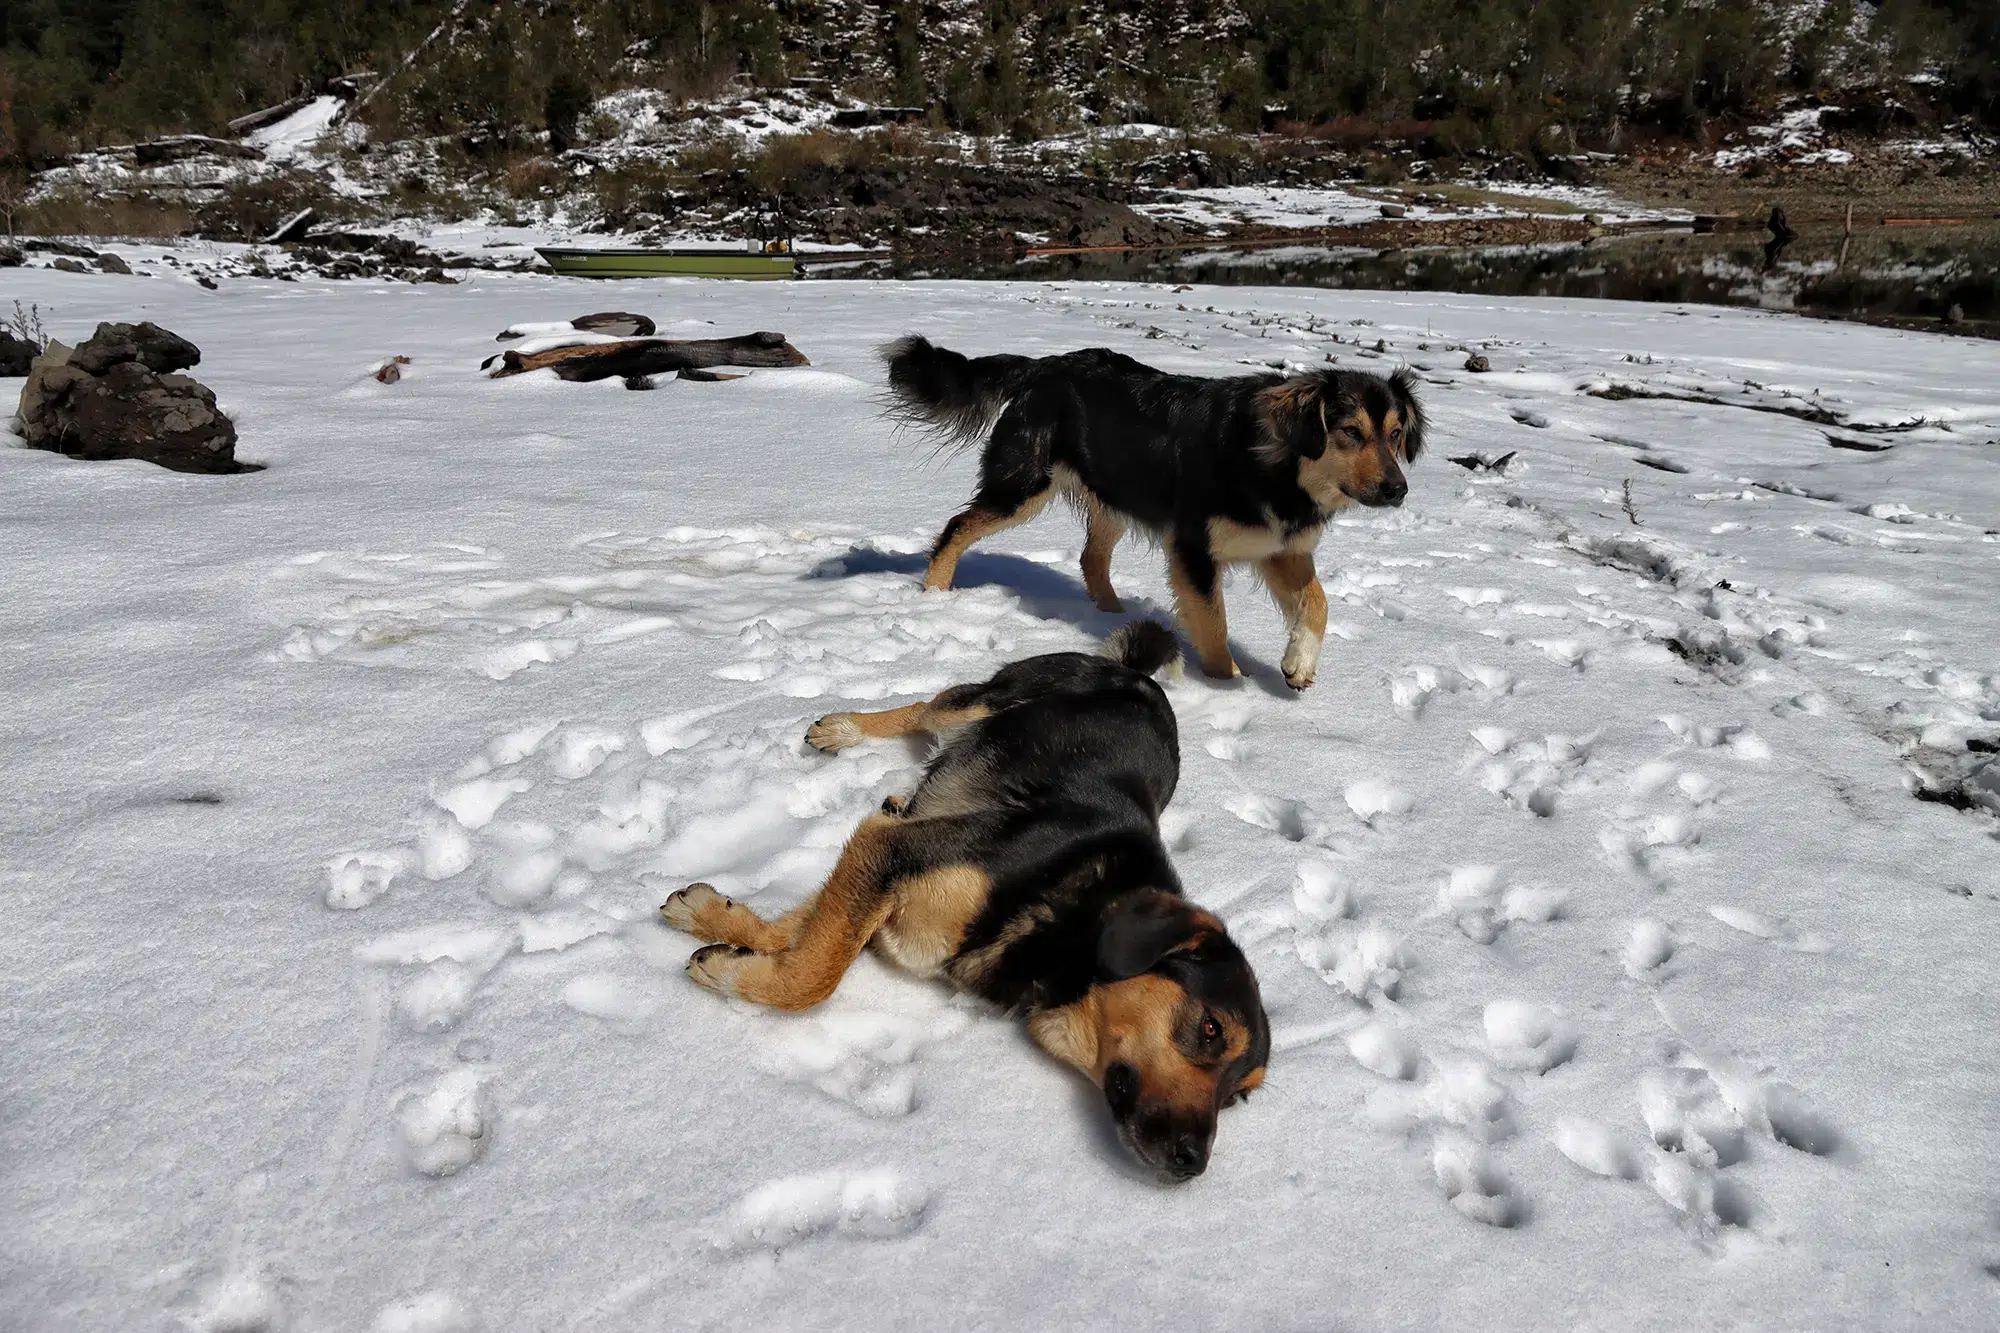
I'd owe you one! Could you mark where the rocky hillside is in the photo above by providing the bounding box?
[5,0,1995,165]
[5,0,1995,262]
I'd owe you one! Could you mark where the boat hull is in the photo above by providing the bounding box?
[535,247,799,280]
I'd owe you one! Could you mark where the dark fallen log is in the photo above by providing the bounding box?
[228,95,315,135]
[132,135,263,165]
[485,332,809,381]
[830,106,929,128]
[264,208,317,244]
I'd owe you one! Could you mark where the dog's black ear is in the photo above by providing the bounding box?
[1256,375,1331,463]
[1098,890,1215,980]
[1391,367,1427,462]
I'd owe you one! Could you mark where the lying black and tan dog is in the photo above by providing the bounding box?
[660,622,1268,1179]
[882,335,1425,690]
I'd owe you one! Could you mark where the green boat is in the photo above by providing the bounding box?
[536,246,800,280]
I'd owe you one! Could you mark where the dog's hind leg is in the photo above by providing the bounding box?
[1260,551,1328,691]
[1168,545,1239,680]
[684,814,902,1010]
[923,401,1056,592]
[660,883,809,951]
[1080,499,1126,613]
[806,682,995,753]
[924,491,1053,591]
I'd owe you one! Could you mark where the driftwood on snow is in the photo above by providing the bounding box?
[485,331,809,382]
[228,95,317,135]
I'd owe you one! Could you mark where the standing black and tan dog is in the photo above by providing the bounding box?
[882,336,1425,690]
[659,622,1268,1180]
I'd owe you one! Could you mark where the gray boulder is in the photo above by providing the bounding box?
[0,333,36,377]
[70,321,202,375]
[15,324,250,474]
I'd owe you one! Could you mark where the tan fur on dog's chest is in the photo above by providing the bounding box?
[1205,515,1325,565]
[870,863,992,977]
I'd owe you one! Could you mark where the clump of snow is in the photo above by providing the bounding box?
[395,1068,490,1177]
[715,1169,929,1251]
[1347,1021,1421,1080]
[371,1291,478,1333]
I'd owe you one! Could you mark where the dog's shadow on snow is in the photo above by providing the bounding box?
[1060,1074,1179,1186]
[809,545,1299,699]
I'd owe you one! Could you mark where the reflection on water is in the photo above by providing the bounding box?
[829,224,2000,332]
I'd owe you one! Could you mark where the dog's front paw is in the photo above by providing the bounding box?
[1281,635,1321,692]
[805,713,864,752]
[686,942,755,996]
[879,792,911,816]
[661,882,723,934]
[1198,656,1241,682]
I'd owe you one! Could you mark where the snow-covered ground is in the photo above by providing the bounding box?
[4,267,1998,1330]
[244,97,346,163]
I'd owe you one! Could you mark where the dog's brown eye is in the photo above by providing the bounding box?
[1389,427,1403,442]
[1199,1012,1222,1044]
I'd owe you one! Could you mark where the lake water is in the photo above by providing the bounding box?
[825,223,1999,335]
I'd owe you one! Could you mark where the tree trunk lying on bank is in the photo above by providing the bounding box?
[484,332,809,382]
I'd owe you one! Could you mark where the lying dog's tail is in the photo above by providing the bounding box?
[880,334,1038,450]
[1102,620,1182,678]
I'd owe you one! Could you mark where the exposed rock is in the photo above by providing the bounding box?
[70,322,202,375]
[95,253,134,276]
[51,258,89,274]
[23,239,101,259]
[15,340,74,422]
[0,245,22,268]
[1,334,39,377]
[15,324,249,473]
[1379,203,1408,218]
[278,231,455,283]
[609,161,1182,257]
[1464,354,1491,373]
[572,312,657,338]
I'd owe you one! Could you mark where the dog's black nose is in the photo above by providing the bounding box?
[1376,477,1408,506]
[1168,1133,1208,1178]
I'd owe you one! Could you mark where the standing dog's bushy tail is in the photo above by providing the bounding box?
[1102,620,1183,678]
[880,335,1038,451]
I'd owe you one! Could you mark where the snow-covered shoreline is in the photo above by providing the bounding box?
[3,269,1997,1330]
